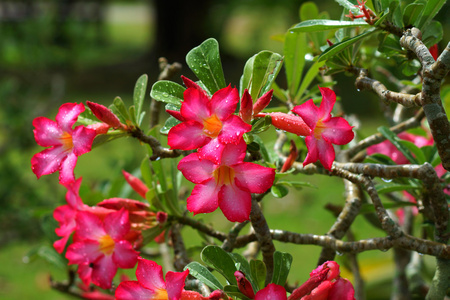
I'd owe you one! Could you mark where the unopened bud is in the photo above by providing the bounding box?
[239,89,253,123]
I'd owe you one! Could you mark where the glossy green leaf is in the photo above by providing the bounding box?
[251,115,272,134]
[113,96,130,122]
[184,262,224,290]
[403,3,424,27]
[25,245,67,270]
[318,28,377,62]
[375,182,421,194]
[140,157,153,187]
[284,31,307,99]
[421,145,440,167]
[291,19,370,32]
[277,180,317,190]
[133,74,148,126]
[252,135,271,162]
[422,20,443,47]
[250,259,266,291]
[390,1,403,28]
[150,80,185,105]
[141,224,166,245]
[416,0,446,29]
[229,253,258,291]
[201,246,237,285]
[186,38,226,94]
[160,116,182,135]
[378,126,418,164]
[271,184,289,198]
[373,8,391,27]
[91,131,127,148]
[241,51,283,101]
[294,60,326,102]
[271,82,288,102]
[271,251,293,286]
[78,107,101,125]
[364,153,398,165]
[398,140,426,164]
[336,0,361,13]
[128,105,137,125]
[300,2,319,21]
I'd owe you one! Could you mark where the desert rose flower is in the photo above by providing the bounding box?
[292,87,354,171]
[167,82,251,159]
[177,138,275,222]
[115,258,189,300]
[31,102,97,184]
[66,209,139,289]
[255,284,287,300]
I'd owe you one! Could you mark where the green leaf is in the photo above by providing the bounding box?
[241,51,283,101]
[284,31,307,100]
[140,157,153,187]
[291,19,370,32]
[300,2,319,21]
[398,140,426,164]
[150,80,185,105]
[160,116,182,135]
[250,260,266,291]
[294,60,326,102]
[91,131,128,148]
[141,224,166,245]
[129,105,137,125]
[271,251,293,286]
[25,245,67,270]
[184,262,224,290]
[271,184,289,198]
[223,285,252,300]
[252,135,271,162]
[113,96,130,122]
[133,74,148,126]
[186,38,226,94]
[336,0,361,14]
[271,82,288,102]
[400,59,421,77]
[78,107,101,125]
[421,145,440,167]
[229,253,258,292]
[421,20,443,47]
[40,213,59,242]
[373,8,391,27]
[378,126,418,164]
[318,28,377,62]
[251,115,272,134]
[416,0,446,29]
[364,153,397,165]
[375,182,421,194]
[201,246,237,285]
[403,3,424,27]
[277,181,317,190]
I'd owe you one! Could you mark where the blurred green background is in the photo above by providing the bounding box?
[0,0,449,299]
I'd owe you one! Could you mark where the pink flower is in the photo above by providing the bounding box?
[235,271,255,299]
[31,103,97,184]
[66,209,139,289]
[292,87,354,170]
[122,170,149,199]
[167,81,251,157]
[115,258,189,300]
[177,139,275,222]
[255,284,287,300]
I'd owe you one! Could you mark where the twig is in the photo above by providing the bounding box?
[129,127,181,160]
[173,215,227,242]
[222,221,249,252]
[170,223,191,271]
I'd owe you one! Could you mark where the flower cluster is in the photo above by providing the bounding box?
[168,77,276,222]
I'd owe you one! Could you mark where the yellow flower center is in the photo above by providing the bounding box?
[213,165,235,186]
[313,119,326,139]
[98,235,115,255]
[60,131,74,150]
[202,114,222,138]
[153,288,169,300]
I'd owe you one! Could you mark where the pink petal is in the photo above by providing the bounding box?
[166,270,189,300]
[91,255,117,289]
[178,153,215,184]
[217,138,247,166]
[31,146,67,179]
[71,125,96,156]
[181,88,211,122]
[53,235,71,254]
[136,258,166,291]
[167,109,185,122]
[59,152,78,184]
[186,179,220,215]
[253,89,273,116]
[218,184,251,222]
[292,99,319,130]
[115,281,157,300]
[218,115,251,144]
[197,139,226,165]
[321,117,354,145]
[210,85,239,120]
[233,162,275,193]
[32,117,63,147]
[104,209,130,239]
[168,121,210,150]
[303,136,319,168]
[66,240,102,264]
[64,177,84,209]
[113,240,138,269]
[78,263,93,287]
[255,283,287,300]
[75,211,106,240]
[302,281,332,300]
[328,278,355,300]
[181,76,207,96]
[303,136,336,171]
[318,87,336,121]
[55,103,85,133]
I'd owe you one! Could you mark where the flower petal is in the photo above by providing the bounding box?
[233,162,275,193]
[71,125,96,156]
[197,138,226,165]
[328,278,355,300]
[115,281,157,300]
[210,85,239,120]
[321,117,354,145]
[218,115,251,144]
[135,258,166,290]
[186,179,220,215]
[318,87,336,121]
[104,209,130,239]
[59,152,78,184]
[55,103,85,133]
[178,153,215,184]
[32,117,63,147]
[66,240,102,264]
[113,240,138,269]
[31,146,67,179]
[53,235,71,254]
[64,177,84,209]
[75,211,106,240]
[218,138,247,166]
[91,254,117,289]
[168,121,209,150]
[292,100,319,130]
[181,88,211,122]
[218,183,251,222]
[302,136,319,168]
[255,283,287,300]
[304,136,335,171]
[166,270,189,300]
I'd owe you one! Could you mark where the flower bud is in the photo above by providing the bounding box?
[234,271,255,299]
[256,112,311,136]
[86,101,124,129]
[280,140,298,172]
[239,89,253,124]
[253,89,273,116]
[122,170,149,198]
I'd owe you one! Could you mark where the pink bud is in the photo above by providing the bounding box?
[234,271,255,299]
[167,109,185,122]
[429,44,438,60]
[209,290,231,300]
[87,122,111,135]
[86,101,124,129]
[156,211,168,224]
[122,170,149,198]
[239,89,253,124]
[280,140,298,173]
[256,112,311,136]
[252,89,273,116]
[288,268,329,300]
